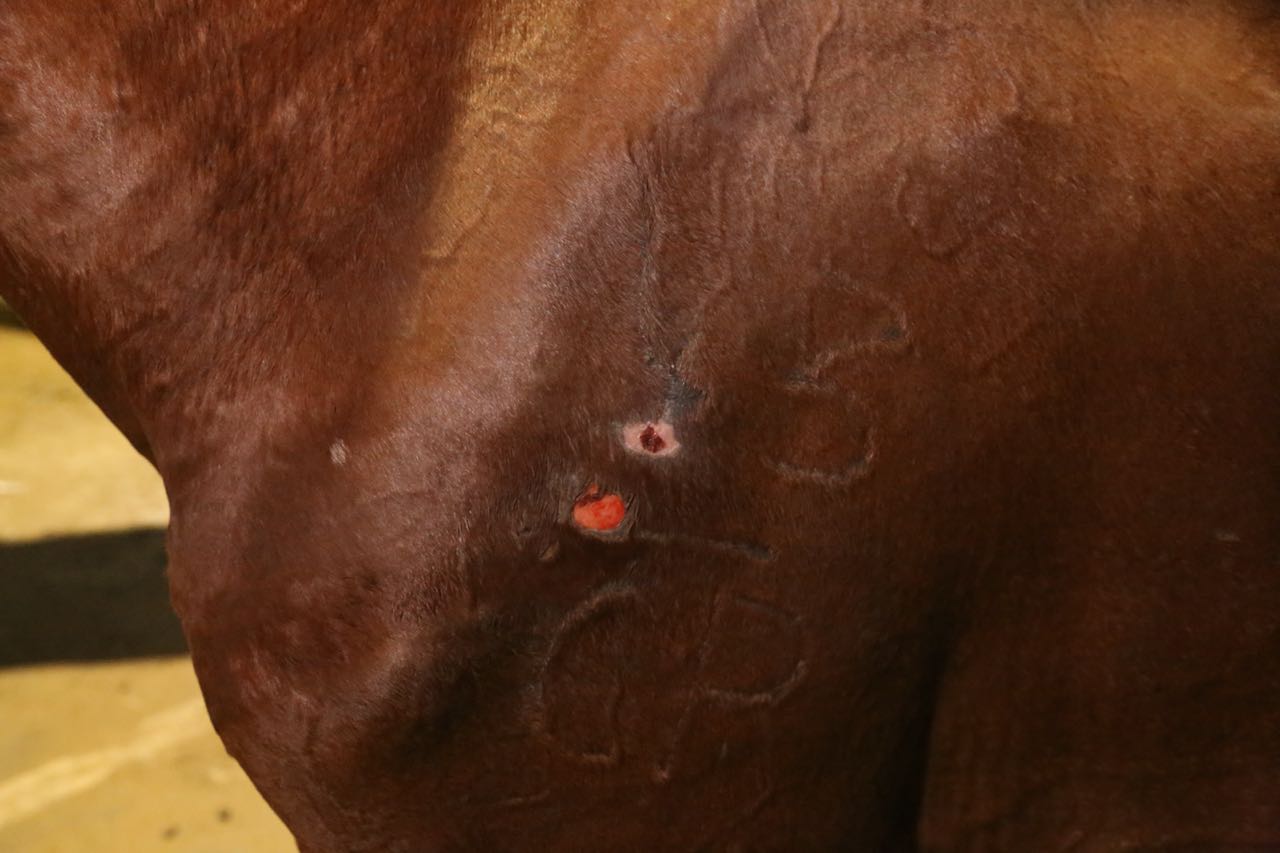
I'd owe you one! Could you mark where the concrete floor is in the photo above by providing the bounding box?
[0,324,293,851]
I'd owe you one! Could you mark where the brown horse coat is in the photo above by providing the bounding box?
[3,1,1280,849]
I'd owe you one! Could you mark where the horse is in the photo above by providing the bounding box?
[3,1,1279,849]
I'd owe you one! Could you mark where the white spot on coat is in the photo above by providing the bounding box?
[329,440,349,466]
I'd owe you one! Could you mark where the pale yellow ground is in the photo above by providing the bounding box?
[0,323,293,852]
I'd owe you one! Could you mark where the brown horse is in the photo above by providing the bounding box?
[3,1,1279,849]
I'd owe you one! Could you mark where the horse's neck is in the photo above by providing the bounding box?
[0,0,487,486]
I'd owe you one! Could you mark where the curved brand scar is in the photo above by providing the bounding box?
[535,581,808,781]
[654,591,808,782]
[764,385,876,487]
[533,586,637,767]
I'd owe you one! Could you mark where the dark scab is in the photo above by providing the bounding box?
[639,425,666,453]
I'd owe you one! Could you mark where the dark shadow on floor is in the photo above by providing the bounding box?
[0,527,187,667]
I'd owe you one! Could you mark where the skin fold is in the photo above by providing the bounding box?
[2,1,1279,849]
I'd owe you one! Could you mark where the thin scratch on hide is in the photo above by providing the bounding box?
[634,529,775,563]
[797,0,843,128]
[422,187,497,264]
[488,789,553,810]
[751,0,783,83]
[672,154,739,383]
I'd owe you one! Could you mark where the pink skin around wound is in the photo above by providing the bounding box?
[621,420,680,457]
